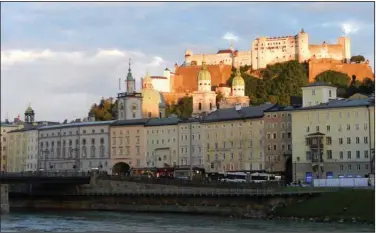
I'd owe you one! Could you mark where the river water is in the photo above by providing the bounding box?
[0,211,374,232]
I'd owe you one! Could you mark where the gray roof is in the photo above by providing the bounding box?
[202,103,275,123]
[294,98,373,111]
[145,117,181,126]
[111,118,150,126]
[0,123,19,127]
[39,120,115,131]
[303,82,337,88]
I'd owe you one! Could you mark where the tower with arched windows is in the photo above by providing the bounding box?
[192,58,217,116]
[117,59,143,120]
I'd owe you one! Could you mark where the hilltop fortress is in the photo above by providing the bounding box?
[184,29,351,70]
[146,29,373,105]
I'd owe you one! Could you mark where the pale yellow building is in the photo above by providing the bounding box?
[292,83,374,182]
[145,117,180,167]
[177,119,203,167]
[6,129,27,172]
[109,119,149,169]
[201,104,273,172]
[0,123,22,171]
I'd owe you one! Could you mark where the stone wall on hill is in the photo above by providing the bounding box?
[308,58,374,83]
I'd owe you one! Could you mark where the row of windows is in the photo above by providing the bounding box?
[306,136,369,146]
[306,111,368,121]
[266,132,292,140]
[147,128,176,134]
[180,146,202,154]
[40,129,106,137]
[39,145,106,158]
[111,146,140,155]
[339,164,369,171]
[307,123,368,133]
[112,129,140,135]
[206,121,263,129]
[207,140,264,150]
[111,136,140,145]
[266,122,291,129]
[267,143,292,151]
[148,138,176,145]
[208,151,264,162]
[301,150,370,161]
[40,138,105,147]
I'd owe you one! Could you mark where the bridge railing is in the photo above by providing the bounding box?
[0,171,91,177]
[97,174,285,189]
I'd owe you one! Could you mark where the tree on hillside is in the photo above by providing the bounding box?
[88,97,116,121]
[315,70,351,88]
[315,70,351,97]
[350,55,366,63]
[166,96,192,119]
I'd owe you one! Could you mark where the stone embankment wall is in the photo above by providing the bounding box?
[78,179,274,195]
[1,184,9,213]
[10,194,301,219]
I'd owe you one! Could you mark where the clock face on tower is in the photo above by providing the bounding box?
[131,103,138,111]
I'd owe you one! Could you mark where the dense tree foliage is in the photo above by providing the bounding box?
[350,55,366,63]
[166,96,193,119]
[89,97,117,121]
[227,60,309,106]
[314,71,374,98]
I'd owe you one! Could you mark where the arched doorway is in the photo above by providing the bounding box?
[112,162,130,175]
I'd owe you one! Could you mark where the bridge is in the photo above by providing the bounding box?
[0,172,91,184]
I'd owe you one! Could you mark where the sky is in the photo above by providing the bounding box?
[1,2,374,122]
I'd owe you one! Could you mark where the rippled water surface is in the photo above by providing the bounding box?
[1,211,374,232]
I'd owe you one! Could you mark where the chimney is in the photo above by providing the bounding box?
[235,103,242,111]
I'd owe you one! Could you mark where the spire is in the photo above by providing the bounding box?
[201,54,207,69]
[300,28,305,33]
[126,58,134,81]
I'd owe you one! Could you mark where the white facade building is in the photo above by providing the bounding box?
[38,121,113,173]
[26,128,39,171]
[178,120,203,167]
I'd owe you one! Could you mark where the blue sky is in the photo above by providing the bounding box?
[1,2,374,121]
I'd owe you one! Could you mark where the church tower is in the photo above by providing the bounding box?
[24,104,35,124]
[116,59,143,120]
[232,68,245,97]
[126,58,135,94]
[192,56,217,116]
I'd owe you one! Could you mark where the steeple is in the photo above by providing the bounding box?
[24,103,35,124]
[126,58,135,94]
[126,58,134,81]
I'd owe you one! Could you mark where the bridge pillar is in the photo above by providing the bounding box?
[1,184,9,213]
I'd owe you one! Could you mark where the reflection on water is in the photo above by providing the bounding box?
[0,211,374,232]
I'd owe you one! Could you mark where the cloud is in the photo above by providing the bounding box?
[1,49,169,122]
[321,20,370,35]
[222,32,239,42]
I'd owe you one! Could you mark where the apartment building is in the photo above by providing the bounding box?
[109,119,149,169]
[263,106,293,173]
[38,121,113,173]
[201,104,273,172]
[0,123,21,171]
[6,128,27,172]
[177,119,203,167]
[145,117,180,167]
[292,83,375,182]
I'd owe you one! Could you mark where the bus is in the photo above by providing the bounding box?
[219,172,248,183]
[249,172,279,183]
